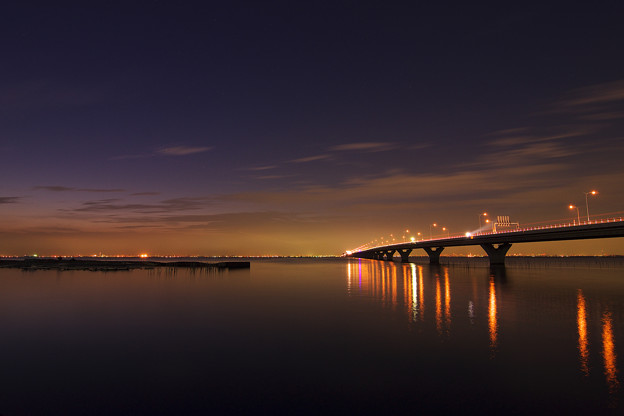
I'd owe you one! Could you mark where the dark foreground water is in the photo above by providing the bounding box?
[0,258,622,415]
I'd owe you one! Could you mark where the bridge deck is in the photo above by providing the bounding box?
[348,219,624,265]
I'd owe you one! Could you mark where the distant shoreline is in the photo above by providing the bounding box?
[0,258,250,271]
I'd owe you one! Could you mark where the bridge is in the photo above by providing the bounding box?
[346,218,624,265]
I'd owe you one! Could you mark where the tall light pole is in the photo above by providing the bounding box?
[584,190,598,222]
[479,212,488,229]
[569,205,580,225]
[429,223,437,239]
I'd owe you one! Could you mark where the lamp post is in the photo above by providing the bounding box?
[569,205,580,225]
[429,223,437,239]
[442,227,450,237]
[584,190,598,222]
[479,212,488,229]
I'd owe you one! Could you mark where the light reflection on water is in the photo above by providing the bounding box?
[603,310,619,399]
[488,274,498,352]
[578,289,590,376]
[346,258,622,409]
[0,258,622,414]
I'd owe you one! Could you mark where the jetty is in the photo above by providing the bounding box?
[0,258,250,271]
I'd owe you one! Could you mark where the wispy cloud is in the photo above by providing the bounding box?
[561,80,624,107]
[246,165,277,171]
[289,154,331,163]
[64,197,211,214]
[34,186,125,193]
[549,80,624,122]
[220,162,567,213]
[0,196,20,204]
[130,192,161,196]
[113,145,213,160]
[488,131,585,147]
[329,142,396,152]
[157,146,213,156]
[254,175,288,180]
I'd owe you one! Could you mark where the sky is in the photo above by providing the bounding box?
[1,1,624,256]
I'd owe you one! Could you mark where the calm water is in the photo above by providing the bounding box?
[0,258,622,415]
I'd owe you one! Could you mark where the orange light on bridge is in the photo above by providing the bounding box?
[584,190,599,222]
[139,253,149,258]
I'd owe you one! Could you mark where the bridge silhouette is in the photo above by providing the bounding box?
[346,218,624,265]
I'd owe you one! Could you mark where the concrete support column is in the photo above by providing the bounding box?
[423,247,445,264]
[384,250,396,261]
[398,249,412,262]
[480,243,512,265]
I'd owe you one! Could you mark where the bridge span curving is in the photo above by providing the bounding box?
[346,219,624,265]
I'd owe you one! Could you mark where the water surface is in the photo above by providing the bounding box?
[0,258,622,414]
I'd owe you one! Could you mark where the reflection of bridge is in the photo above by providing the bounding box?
[347,219,624,265]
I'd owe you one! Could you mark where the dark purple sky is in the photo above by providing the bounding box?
[2,1,624,256]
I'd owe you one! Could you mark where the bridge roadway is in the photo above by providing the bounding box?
[347,219,624,265]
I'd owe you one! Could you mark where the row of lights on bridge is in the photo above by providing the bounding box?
[350,190,600,253]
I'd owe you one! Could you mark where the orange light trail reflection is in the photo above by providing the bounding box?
[391,264,397,306]
[488,276,497,351]
[358,260,362,289]
[577,289,589,376]
[444,268,451,330]
[602,311,619,396]
[435,276,442,334]
[407,264,417,322]
[418,266,424,321]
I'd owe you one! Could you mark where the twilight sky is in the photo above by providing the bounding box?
[2,1,624,256]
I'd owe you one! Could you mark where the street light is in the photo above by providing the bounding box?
[429,223,437,239]
[569,205,580,225]
[479,212,488,228]
[584,190,598,222]
[442,227,450,237]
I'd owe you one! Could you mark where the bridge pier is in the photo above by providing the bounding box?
[383,250,396,261]
[480,243,512,265]
[423,247,445,264]
[398,248,412,262]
